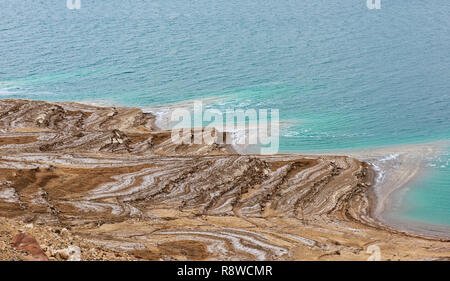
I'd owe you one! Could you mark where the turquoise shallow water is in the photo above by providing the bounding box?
[0,1,449,229]
[388,151,450,227]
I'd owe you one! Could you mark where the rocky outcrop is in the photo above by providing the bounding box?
[0,99,449,261]
[0,99,231,155]
[13,233,49,261]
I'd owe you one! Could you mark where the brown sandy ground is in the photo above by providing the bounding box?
[0,99,449,261]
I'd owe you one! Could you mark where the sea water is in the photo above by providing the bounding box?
[0,1,449,229]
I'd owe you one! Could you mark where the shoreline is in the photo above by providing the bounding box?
[3,98,449,238]
[0,98,449,260]
[308,142,450,240]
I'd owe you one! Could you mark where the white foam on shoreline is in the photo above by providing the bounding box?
[77,99,121,108]
[371,163,384,185]
[378,153,400,163]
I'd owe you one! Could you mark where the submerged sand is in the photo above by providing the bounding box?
[0,99,449,261]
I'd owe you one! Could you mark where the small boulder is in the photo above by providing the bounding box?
[13,233,49,261]
[60,228,70,237]
[55,246,81,261]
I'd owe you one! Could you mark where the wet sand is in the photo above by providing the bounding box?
[0,99,449,261]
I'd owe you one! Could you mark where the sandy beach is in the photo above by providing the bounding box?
[0,99,449,261]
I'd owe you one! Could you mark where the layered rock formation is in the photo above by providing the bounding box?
[0,99,449,260]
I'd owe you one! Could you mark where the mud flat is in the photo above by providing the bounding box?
[0,99,449,261]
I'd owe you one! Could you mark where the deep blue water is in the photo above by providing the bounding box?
[0,1,449,227]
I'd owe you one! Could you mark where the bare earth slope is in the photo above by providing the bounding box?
[0,99,449,260]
